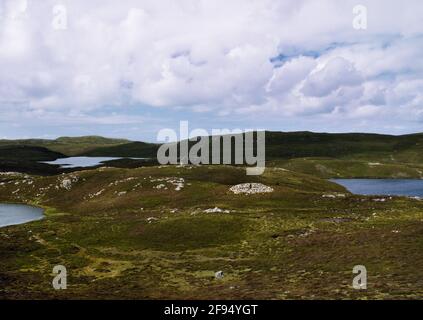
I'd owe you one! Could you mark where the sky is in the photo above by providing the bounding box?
[0,0,423,142]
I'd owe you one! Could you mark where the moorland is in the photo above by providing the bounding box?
[1,132,423,299]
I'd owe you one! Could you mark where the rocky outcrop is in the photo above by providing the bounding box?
[229,183,274,195]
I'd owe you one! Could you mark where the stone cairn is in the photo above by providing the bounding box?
[229,183,274,195]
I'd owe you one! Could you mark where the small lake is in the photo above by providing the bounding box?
[42,157,144,168]
[332,179,423,197]
[0,204,44,228]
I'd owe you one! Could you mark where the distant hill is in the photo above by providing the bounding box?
[0,137,158,175]
[167,131,423,164]
[54,136,129,145]
[81,141,159,158]
[0,145,64,161]
[264,131,423,162]
[0,145,66,175]
[0,136,130,156]
[1,131,423,165]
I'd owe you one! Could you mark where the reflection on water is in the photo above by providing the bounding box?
[42,157,144,168]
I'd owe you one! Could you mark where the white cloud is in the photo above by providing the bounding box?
[300,57,362,97]
[0,0,423,137]
[266,56,317,95]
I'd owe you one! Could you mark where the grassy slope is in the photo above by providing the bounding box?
[0,146,66,176]
[1,132,423,299]
[263,132,423,178]
[268,158,423,179]
[265,131,423,162]
[1,166,423,299]
[0,145,64,161]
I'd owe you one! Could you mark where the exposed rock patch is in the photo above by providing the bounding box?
[215,271,224,280]
[203,207,230,214]
[150,177,185,191]
[229,183,273,195]
[322,193,346,199]
[57,175,79,190]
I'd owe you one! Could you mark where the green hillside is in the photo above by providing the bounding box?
[81,141,159,158]
[0,146,65,175]
[1,165,423,299]
[264,131,423,162]
[0,145,64,161]
[1,131,423,178]
[268,158,423,179]
[2,131,423,162]
[1,132,423,299]
[0,136,130,156]
[162,131,423,164]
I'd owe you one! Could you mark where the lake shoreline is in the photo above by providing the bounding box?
[331,178,423,197]
[0,203,45,228]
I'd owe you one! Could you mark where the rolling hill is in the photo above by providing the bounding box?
[264,131,423,162]
[0,145,64,161]
[1,131,423,177]
[2,131,423,162]
[80,141,159,158]
[0,136,130,156]
[0,146,66,175]
[2,164,423,299]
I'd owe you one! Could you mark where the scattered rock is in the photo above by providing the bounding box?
[61,179,72,190]
[322,193,346,199]
[0,172,24,176]
[146,217,159,223]
[58,175,79,190]
[87,189,105,199]
[204,207,230,214]
[154,184,166,190]
[151,177,185,191]
[322,194,336,199]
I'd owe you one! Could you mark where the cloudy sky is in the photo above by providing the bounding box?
[0,0,422,141]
